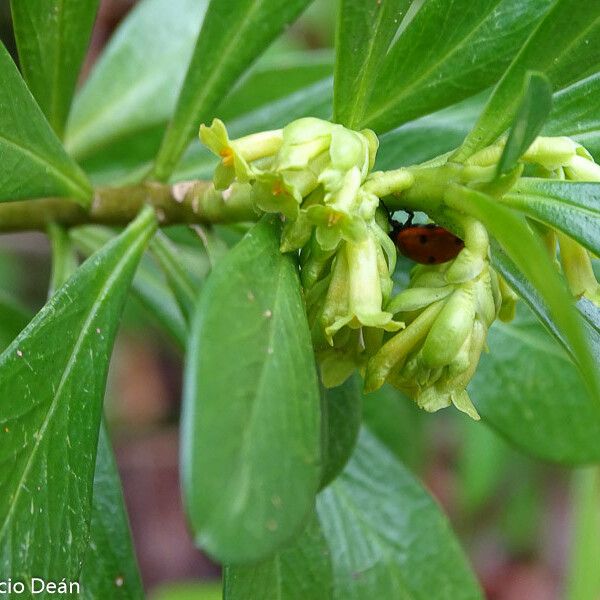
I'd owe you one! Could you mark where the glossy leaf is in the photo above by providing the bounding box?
[376,94,484,170]
[456,0,600,161]
[70,226,190,350]
[471,307,600,464]
[357,0,553,133]
[544,73,600,161]
[577,299,600,366]
[0,208,156,584]
[317,429,483,600]
[224,513,332,600]
[0,43,92,203]
[219,49,333,123]
[497,72,552,176]
[333,0,412,128]
[565,468,600,600]
[182,216,321,563]
[80,425,143,600]
[492,244,600,369]
[152,0,313,180]
[66,0,208,161]
[446,186,600,403]
[10,0,99,137]
[503,179,600,256]
[320,374,361,489]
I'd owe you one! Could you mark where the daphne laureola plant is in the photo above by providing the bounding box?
[199,116,600,419]
[2,0,600,597]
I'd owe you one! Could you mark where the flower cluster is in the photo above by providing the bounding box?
[199,117,600,420]
[364,218,516,419]
[201,117,409,389]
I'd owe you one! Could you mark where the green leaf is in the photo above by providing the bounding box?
[317,429,483,600]
[219,49,333,123]
[565,468,600,600]
[224,512,332,600]
[497,72,553,176]
[182,216,321,563]
[80,425,143,599]
[65,0,208,162]
[48,222,79,296]
[356,0,553,133]
[333,0,412,128]
[456,0,600,161]
[320,374,361,489]
[70,226,190,350]
[544,73,600,161]
[10,0,100,137]
[492,244,600,370]
[151,231,198,323]
[0,208,156,585]
[446,185,600,404]
[578,299,600,366]
[471,306,600,464]
[503,179,600,256]
[151,0,313,180]
[0,43,92,203]
[376,94,484,171]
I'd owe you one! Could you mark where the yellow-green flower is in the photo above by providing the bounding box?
[199,118,283,189]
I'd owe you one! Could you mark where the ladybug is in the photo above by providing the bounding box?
[389,210,464,265]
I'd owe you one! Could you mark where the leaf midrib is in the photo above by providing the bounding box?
[330,483,416,600]
[226,257,288,510]
[0,235,144,540]
[0,133,88,200]
[155,0,266,174]
[363,0,504,127]
[340,1,388,127]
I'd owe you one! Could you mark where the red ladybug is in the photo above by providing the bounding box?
[390,212,464,265]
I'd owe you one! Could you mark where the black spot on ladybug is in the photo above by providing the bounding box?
[427,256,436,264]
[419,235,428,244]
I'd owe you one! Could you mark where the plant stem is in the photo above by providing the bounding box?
[0,180,258,233]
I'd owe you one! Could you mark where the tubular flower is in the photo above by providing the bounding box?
[200,118,283,189]
[302,222,402,387]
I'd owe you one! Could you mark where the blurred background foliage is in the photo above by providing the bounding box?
[0,1,598,598]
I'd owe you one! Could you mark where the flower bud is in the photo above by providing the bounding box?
[421,285,476,368]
